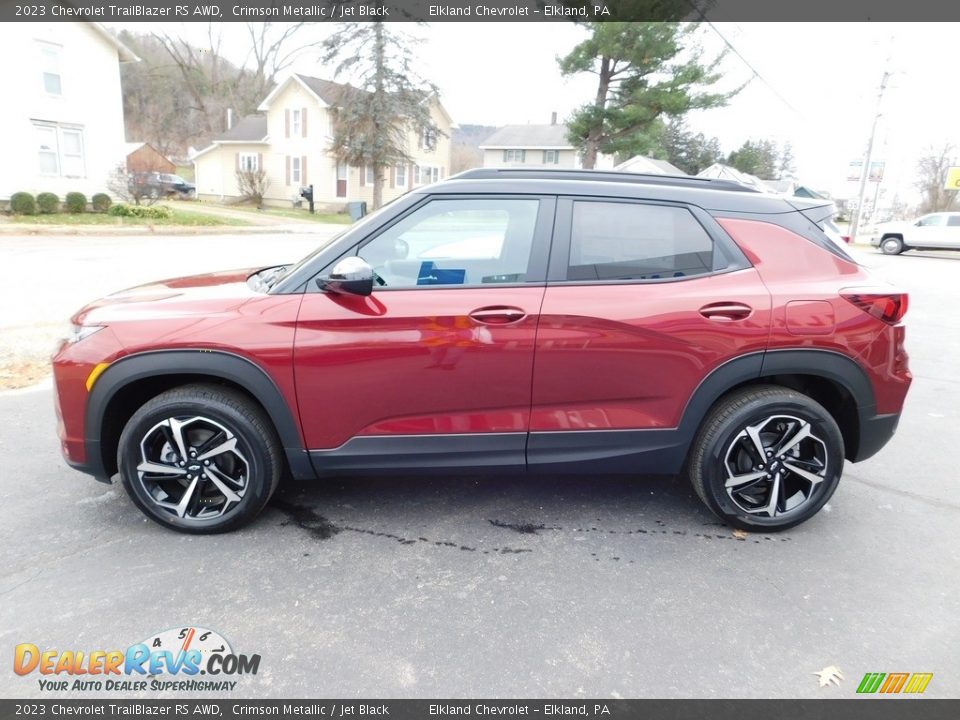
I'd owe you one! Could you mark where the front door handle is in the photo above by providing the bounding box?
[468,306,527,325]
[699,302,753,321]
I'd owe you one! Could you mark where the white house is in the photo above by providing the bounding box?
[479,119,615,169]
[193,73,454,210]
[0,23,137,202]
[615,155,687,176]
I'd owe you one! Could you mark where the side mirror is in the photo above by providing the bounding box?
[317,257,374,296]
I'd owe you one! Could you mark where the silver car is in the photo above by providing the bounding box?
[871,212,960,254]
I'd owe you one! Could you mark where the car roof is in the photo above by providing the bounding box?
[425,172,807,215]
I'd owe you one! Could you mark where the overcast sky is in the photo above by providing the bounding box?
[110,21,956,203]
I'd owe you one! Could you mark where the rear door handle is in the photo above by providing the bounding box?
[699,302,753,321]
[468,306,527,325]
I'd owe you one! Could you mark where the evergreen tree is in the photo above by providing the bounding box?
[322,21,439,209]
[559,21,737,168]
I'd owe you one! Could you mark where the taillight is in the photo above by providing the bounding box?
[842,292,909,324]
[841,235,852,244]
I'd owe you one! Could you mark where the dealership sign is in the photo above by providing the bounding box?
[944,166,960,189]
[13,627,260,692]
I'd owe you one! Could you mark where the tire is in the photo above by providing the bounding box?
[688,385,844,532]
[117,384,283,534]
[880,235,904,255]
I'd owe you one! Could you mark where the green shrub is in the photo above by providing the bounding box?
[91,193,112,213]
[9,192,36,215]
[108,203,172,219]
[36,192,60,214]
[64,192,87,214]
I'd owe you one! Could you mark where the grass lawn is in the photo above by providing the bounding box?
[220,204,352,224]
[6,208,250,226]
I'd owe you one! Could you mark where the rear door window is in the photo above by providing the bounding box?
[567,201,714,281]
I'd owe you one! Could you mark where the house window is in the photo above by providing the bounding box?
[37,125,59,175]
[35,123,85,178]
[291,156,301,184]
[543,150,559,165]
[420,126,437,151]
[503,149,525,163]
[365,166,375,185]
[39,43,62,96]
[60,129,85,178]
[291,109,302,137]
[413,166,440,186]
[395,164,407,187]
[239,153,259,172]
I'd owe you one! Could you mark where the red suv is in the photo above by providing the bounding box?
[52,169,911,533]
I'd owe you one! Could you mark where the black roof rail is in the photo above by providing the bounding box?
[450,167,761,194]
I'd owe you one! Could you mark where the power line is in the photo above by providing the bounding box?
[702,21,806,119]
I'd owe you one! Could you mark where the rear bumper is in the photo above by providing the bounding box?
[852,411,901,462]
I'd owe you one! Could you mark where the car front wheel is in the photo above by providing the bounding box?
[117,384,282,533]
[880,235,904,254]
[688,385,844,531]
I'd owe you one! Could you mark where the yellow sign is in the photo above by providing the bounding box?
[945,166,960,190]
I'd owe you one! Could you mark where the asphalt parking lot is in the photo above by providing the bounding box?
[0,242,957,699]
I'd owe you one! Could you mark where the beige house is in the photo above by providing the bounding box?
[479,121,615,170]
[193,74,453,210]
[0,22,137,201]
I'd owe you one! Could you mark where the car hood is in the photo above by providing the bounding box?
[72,268,262,326]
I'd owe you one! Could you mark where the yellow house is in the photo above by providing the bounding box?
[193,74,453,211]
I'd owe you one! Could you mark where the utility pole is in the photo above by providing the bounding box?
[850,59,893,240]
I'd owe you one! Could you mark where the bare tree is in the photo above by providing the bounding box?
[145,23,310,146]
[916,143,959,214]
[107,164,161,206]
[450,143,482,174]
[235,168,271,208]
[242,23,309,103]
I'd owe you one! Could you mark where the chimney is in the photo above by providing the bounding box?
[226,108,234,130]
[550,112,557,126]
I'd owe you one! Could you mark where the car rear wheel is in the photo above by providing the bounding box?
[688,385,844,531]
[117,384,282,534]
[880,235,904,254]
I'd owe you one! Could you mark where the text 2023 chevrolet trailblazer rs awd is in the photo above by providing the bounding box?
[52,170,911,533]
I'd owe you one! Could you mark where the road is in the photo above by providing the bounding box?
[0,229,340,388]
[0,245,957,699]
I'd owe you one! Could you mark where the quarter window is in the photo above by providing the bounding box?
[567,202,714,281]
[357,198,541,288]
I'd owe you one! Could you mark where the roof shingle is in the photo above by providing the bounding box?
[480,124,573,149]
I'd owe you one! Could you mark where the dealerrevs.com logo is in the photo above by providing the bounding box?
[14,627,260,692]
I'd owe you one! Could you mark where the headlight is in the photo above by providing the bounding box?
[67,325,104,344]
